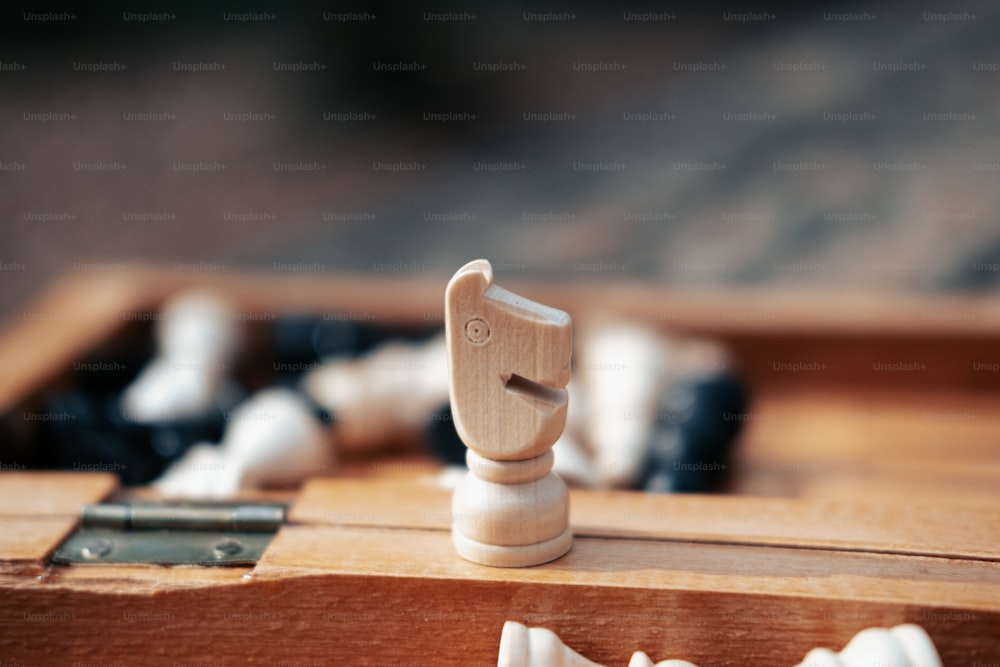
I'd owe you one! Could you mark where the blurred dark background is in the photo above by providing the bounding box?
[1,1,999,318]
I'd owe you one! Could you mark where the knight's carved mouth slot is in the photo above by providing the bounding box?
[502,373,566,407]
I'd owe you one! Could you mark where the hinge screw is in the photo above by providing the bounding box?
[213,538,244,559]
[80,539,113,560]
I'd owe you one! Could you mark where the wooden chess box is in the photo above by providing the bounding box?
[1,266,998,666]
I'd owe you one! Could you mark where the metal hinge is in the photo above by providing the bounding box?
[52,502,286,566]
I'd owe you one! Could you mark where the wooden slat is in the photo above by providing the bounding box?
[732,459,1000,507]
[0,473,118,568]
[733,387,1000,504]
[0,517,80,567]
[37,563,253,591]
[258,525,1000,607]
[290,476,1000,561]
[0,472,117,516]
[740,388,1000,466]
[0,525,994,666]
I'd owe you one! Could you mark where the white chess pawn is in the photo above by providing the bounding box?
[579,322,667,488]
[795,624,941,667]
[154,387,332,497]
[121,289,241,423]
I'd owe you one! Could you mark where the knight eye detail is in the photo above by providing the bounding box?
[464,318,490,344]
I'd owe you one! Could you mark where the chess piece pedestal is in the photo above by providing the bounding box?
[453,449,572,567]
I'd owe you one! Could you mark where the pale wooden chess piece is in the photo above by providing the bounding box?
[446,259,573,567]
[497,621,941,667]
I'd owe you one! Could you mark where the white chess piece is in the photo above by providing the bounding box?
[497,621,940,667]
[303,333,449,454]
[579,322,666,488]
[154,387,332,497]
[122,289,241,423]
[498,621,603,667]
[155,334,451,497]
[576,323,736,490]
[628,654,697,667]
[795,624,942,667]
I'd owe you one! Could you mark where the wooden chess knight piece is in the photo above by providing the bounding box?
[446,259,573,567]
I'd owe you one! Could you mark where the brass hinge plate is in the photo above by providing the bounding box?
[52,502,286,566]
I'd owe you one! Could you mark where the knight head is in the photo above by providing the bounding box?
[445,259,572,461]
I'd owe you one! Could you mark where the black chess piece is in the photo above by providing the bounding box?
[424,403,466,465]
[642,372,748,493]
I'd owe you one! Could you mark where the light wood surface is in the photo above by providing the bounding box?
[0,472,117,574]
[294,476,1000,560]
[730,387,1000,505]
[446,259,573,567]
[0,472,118,517]
[1,473,998,665]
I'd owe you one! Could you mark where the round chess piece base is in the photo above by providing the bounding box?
[453,524,572,568]
[452,450,572,567]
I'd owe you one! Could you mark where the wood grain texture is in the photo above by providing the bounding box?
[0,472,118,516]
[292,477,1000,561]
[0,473,117,571]
[0,517,80,568]
[500,621,941,667]
[1,524,994,666]
[1,474,998,666]
[731,387,1000,505]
